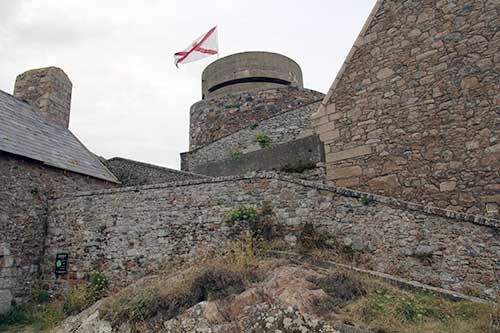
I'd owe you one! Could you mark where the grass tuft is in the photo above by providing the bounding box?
[100,233,264,328]
[311,271,366,313]
[338,278,500,333]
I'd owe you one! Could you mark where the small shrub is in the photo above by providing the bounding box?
[395,296,428,322]
[414,252,434,264]
[63,271,110,315]
[30,187,39,196]
[88,270,111,297]
[0,303,65,331]
[33,288,50,303]
[359,196,372,205]
[0,305,31,327]
[221,232,259,271]
[31,304,66,331]
[250,123,258,130]
[225,203,280,244]
[260,201,273,216]
[101,287,161,324]
[225,206,258,223]
[230,148,242,160]
[256,133,272,148]
[361,289,445,325]
[311,272,366,313]
[63,284,90,315]
[298,222,336,252]
[299,222,318,251]
[192,267,245,301]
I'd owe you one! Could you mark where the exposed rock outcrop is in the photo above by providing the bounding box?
[55,265,341,333]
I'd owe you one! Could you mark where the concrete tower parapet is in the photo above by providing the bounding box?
[202,51,303,100]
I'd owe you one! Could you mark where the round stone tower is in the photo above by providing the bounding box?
[181,51,325,176]
[201,51,303,99]
[188,51,323,152]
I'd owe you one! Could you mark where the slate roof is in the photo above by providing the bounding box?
[0,89,119,183]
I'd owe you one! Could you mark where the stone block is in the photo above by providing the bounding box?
[328,111,344,121]
[0,289,12,314]
[311,104,326,119]
[416,49,438,61]
[481,195,500,203]
[367,175,400,192]
[347,108,362,121]
[330,166,362,180]
[326,103,336,114]
[311,115,329,128]
[376,68,394,80]
[461,76,479,89]
[320,129,340,142]
[0,244,10,257]
[317,121,336,133]
[332,177,360,187]
[382,161,400,174]
[486,203,498,215]
[485,144,500,154]
[440,181,457,192]
[0,256,14,268]
[0,278,14,289]
[126,249,140,257]
[328,145,372,162]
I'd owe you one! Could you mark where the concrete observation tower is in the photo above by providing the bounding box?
[181,51,325,179]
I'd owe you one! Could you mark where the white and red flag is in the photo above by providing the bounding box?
[174,26,218,67]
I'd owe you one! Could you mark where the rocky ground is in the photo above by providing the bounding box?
[54,265,343,333]
[51,257,498,333]
[3,237,498,333]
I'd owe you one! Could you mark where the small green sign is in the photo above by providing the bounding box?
[55,252,68,275]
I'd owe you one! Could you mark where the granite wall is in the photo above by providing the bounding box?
[312,0,500,216]
[190,87,324,150]
[103,157,207,186]
[188,135,325,181]
[181,101,321,172]
[0,151,116,312]
[43,173,499,300]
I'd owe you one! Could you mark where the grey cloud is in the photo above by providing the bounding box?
[0,0,376,168]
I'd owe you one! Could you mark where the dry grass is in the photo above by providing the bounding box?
[331,275,500,333]
[99,232,278,328]
[0,302,66,332]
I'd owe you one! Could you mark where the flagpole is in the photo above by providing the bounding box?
[217,25,220,59]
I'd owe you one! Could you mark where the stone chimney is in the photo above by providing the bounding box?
[14,67,72,128]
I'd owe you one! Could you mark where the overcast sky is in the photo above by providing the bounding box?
[0,0,375,169]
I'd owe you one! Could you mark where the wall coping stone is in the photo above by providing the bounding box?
[106,157,210,179]
[52,172,500,229]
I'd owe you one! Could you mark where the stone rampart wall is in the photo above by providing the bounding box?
[43,173,499,300]
[104,157,207,186]
[190,87,324,150]
[312,0,500,216]
[0,151,115,312]
[189,135,325,180]
[182,101,320,172]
